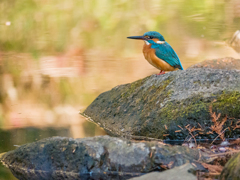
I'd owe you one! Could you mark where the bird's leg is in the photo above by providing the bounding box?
[157,70,165,75]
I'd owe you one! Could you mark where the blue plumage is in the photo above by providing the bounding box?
[151,41,183,70]
[144,31,183,70]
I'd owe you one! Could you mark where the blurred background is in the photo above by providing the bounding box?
[0,0,240,179]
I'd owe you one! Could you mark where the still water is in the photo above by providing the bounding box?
[0,0,240,179]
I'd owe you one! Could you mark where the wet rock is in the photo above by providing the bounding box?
[188,57,240,70]
[83,67,240,139]
[0,136,209,180]
[220,151,240,180]
[130,163,200,180]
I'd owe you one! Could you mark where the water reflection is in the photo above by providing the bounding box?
[1,0,240,179]
[0,127,68,180]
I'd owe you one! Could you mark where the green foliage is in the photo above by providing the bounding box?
[0,0,236,53]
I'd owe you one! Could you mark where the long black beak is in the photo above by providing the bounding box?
[127,36,145,40]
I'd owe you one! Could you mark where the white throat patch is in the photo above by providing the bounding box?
[144,40,165,45]
[156,41,165,44]
[144,41,150,45]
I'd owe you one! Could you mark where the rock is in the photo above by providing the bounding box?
[229,30,240,53]
[130,163,200,180]
[188,57,240,70]
[0,136,209,180]
[220,151,240,180]
[83,67,240,139]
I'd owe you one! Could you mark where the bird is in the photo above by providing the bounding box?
[127,31,184,75]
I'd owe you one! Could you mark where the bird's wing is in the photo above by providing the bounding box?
[154,42,183,70]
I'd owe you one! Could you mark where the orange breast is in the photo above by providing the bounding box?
[142,43,175,71]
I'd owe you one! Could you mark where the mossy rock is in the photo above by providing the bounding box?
[83,67,240,140]
[220,151,240,180]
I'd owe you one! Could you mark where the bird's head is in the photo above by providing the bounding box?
[127,31,165,44]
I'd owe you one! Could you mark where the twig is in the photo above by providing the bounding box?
[186,126,197,145]
[198,123,203,130]
[211,127,228,145]
[178,125,183,130]
[208,149,240,157]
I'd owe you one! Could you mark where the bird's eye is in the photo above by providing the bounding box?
[144,36,153,39]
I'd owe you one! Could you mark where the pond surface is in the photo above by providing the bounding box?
[0,0,240,179]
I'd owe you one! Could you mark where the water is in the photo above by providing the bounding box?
[0,0,240,179]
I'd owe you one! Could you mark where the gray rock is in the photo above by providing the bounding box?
[83,67,240,139]
[0,136,209,180]
[130,163,198,180]
[188,57,240,70]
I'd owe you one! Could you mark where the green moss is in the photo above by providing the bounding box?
[121,76,150,99]
[147,91,240,138]
[160,95,206,121]
[212,91,240,117]
[140,77,174,110]
[221,152,240,179]
[129,76,176,137]
[120,75,175,102]
[160,91,240,124]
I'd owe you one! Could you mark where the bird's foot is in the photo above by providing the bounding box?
[157,70,165,75]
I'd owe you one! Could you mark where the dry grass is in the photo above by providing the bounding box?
[209,106,227,141]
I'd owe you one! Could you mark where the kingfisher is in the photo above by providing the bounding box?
[127,31,184,75]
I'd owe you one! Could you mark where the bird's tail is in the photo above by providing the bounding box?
[172,48,184,70]
[174,52,184,70]
[179,61,184,70]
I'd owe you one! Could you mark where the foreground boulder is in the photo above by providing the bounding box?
[0,136,209,180]
[83,67,240,139]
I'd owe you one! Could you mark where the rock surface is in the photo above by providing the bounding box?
[188,57,240,70]
[83,67,240,139]
[220,151,240,180]
[130,163,199,180]
[0,136,209,180]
